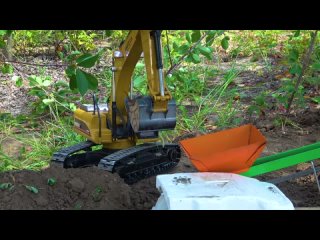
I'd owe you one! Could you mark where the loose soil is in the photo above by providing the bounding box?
[1,120,319,210]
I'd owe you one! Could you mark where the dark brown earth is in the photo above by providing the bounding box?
[1,118,320,210]
[0,164,160,210]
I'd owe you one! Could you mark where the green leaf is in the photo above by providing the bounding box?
[76,69,89,95]
[66,66,77,90]
[76,53,100,68]
[75,69,98,95]
[42,98,54,105]
[294,30,301,38]
[66,65,76,77]
[221,36,230,50]
[0,40,5,48]
[191,30,201,43]
[173,42,178,50]
[1,63,14,74]
[256,95,265,106]
[42,80,51,87]
[198,46,212,55]
[69,74,77,90]
[12,76,23,87]
[69,103,77,111]
[0,30,8,36]
[191,53,201,63]
[47,178,56,186]
[184,54,193,63]
[0,183,13,190]
[290,63,302,75]
[58,51,64,60]
[186,33,191,43]
[312,96,320,104]
[25,185,39,194]
[312,62,320,71]
[105,30,113,37]
[248,105,260,115]
[208,30,217,37]
[178,44,190,54]
[134,76,145,89]
[80,70,98,90]
[55,80,69,87]
[198,46,213,59]
[28,75,37,86]
[67,51,82,61]
[289,49,299,63]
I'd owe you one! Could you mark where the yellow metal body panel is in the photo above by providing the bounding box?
[73,109,135,149]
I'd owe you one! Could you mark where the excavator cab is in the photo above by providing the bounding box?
[52,30,181,184]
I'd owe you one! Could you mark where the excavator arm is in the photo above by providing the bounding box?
[109,30,176,140]
[112,30,171,113]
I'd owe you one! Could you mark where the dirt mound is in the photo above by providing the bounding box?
[296,109,320,126]
[0,164,159,210]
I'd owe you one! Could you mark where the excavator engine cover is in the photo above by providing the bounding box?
[126,96,176,134]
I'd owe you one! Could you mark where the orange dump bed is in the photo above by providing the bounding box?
[179,124,266,173]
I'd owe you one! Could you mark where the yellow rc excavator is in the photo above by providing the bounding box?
[52,30,181,184]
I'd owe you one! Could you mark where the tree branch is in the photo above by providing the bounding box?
[286,30,318,114]
[165,32,208,76]
[2,60,67,67]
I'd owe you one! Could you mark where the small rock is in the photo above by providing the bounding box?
[143,202,150,209]
[265,123,275,131]
[296,164,310,172]
[68,178,85,193]
[35,196,49,207]
[2,196,11,203]
[183,163,191,168]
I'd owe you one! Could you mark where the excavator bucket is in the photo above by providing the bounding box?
[179,124,266,173]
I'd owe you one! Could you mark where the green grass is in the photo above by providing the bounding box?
[175,66,241,134]
[0,115,84,172]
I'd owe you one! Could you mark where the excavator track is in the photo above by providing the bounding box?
[52,141,181,184]
[52,141,97,167]
[98,143,181,184]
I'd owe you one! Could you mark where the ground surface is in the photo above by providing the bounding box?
[1,53,320,209]
[0,121,319,210]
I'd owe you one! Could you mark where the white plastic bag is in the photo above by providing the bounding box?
[152,172,294,210]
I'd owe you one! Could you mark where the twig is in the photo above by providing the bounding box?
[3,60,67,67]
[165,32,208,76]
[286,30,318,114]
[165,30,173,68]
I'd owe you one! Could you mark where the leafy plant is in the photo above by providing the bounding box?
[0,183,14,190]
[1,63,13,74]
[248,92,268,117]
[25,185,39,194]
[272,78,306,110]
[64,49,104,96]
[91,186,103,202]
[47,178,56,186]
[21,73,79,118]
[176,67,239,133]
